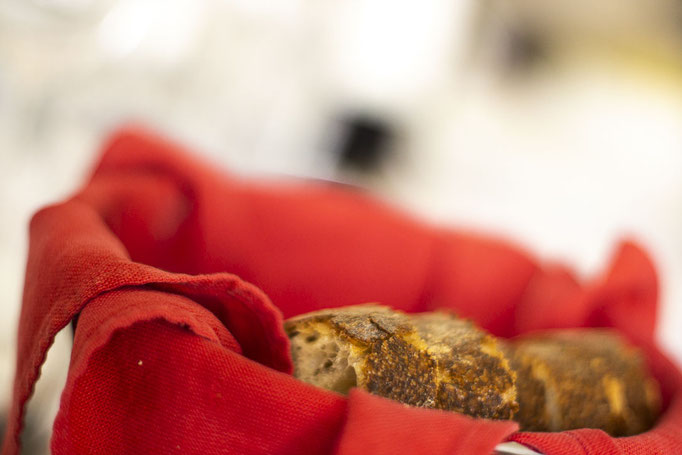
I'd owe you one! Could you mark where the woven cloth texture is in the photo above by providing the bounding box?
[3,127,681,454]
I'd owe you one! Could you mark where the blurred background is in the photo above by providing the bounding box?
[2,0,682,452]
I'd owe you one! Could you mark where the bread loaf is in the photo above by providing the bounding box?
[508,330,660,436]
[285,305,518,419]
[285,305,660,436]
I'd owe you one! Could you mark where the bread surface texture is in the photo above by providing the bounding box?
[509,330,660,436]
[285,305,660,436]
[285,304,518,419]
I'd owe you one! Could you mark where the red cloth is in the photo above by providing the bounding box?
[3,127,681,454]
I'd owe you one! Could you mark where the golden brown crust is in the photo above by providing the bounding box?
[286,306,660,436]
[285,305,517,419]
[365,336,438,407]
[412,313,518,419]
[510,330,660,436]
[284,305,410,344]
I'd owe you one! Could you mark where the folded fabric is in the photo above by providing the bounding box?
[3,127,681,454]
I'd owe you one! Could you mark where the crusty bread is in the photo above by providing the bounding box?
[285,304,660,436]
[285,304,518,419]
[411,313,518,419]
[508,330,660,436]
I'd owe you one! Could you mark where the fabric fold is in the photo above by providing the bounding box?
[3,126,682,454]
[2,200,290,454]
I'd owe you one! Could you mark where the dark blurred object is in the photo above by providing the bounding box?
[504,26,548,73]
[336,115,393,173]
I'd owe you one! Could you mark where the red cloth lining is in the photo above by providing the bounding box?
[3,127,680,454]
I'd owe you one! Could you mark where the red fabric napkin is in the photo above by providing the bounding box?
[3,127,681,454]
